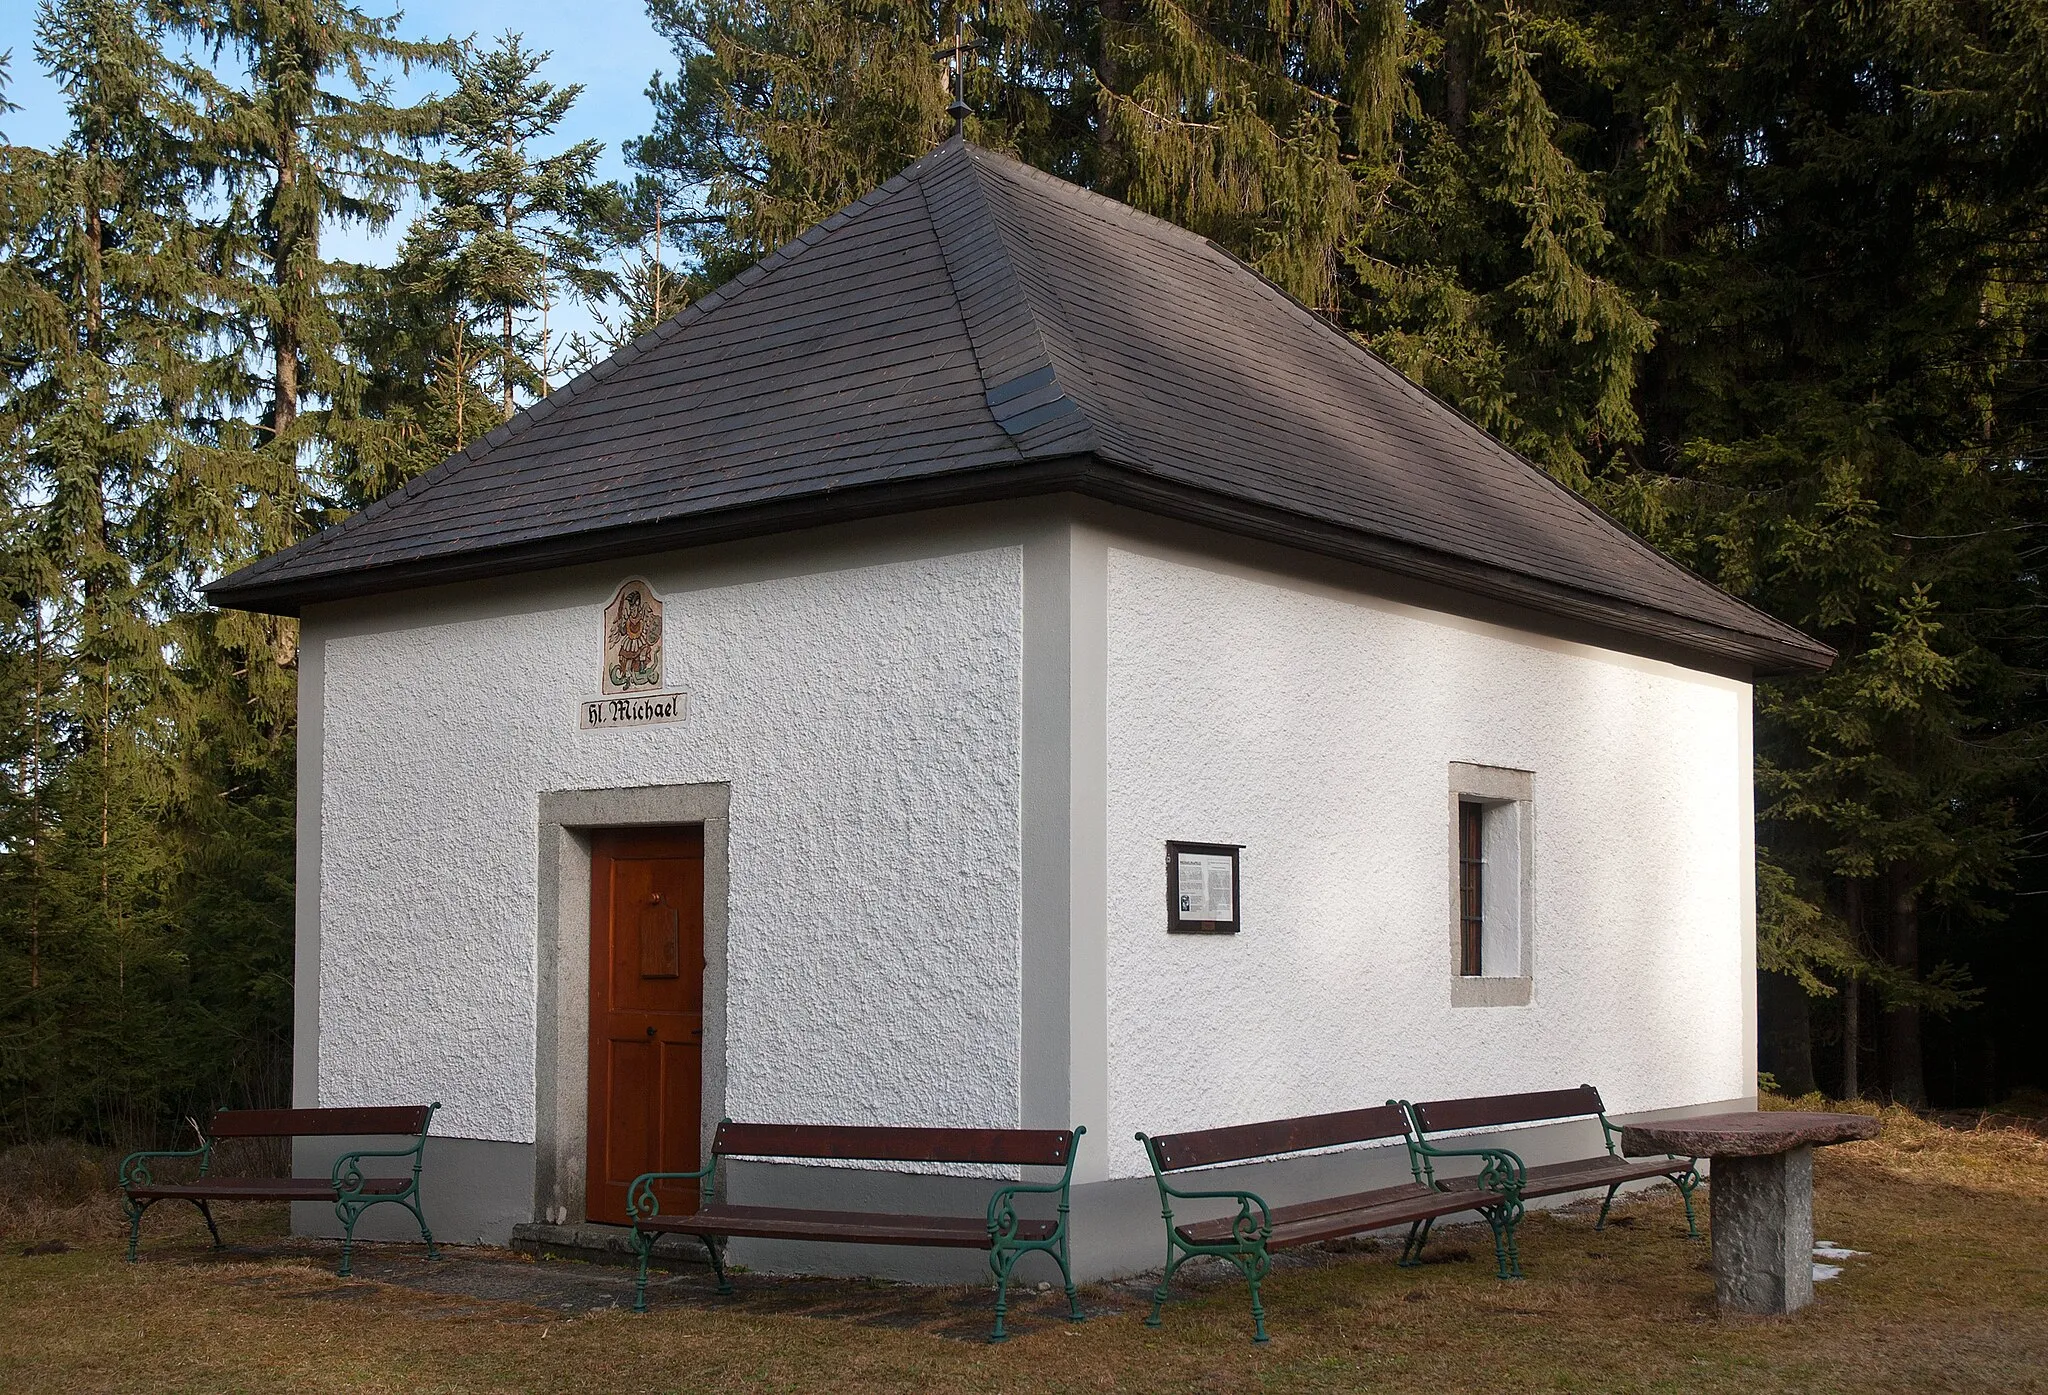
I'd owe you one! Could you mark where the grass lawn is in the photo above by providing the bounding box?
[3,1099,2044,1393]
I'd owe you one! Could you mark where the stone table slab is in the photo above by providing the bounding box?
[1619,1110,1878,1316]
[1619,1110,1879,1159]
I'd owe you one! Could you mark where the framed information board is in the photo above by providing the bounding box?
[1166,841,1242,934]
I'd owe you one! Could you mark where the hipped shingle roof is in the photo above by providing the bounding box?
[207,137,1831,674]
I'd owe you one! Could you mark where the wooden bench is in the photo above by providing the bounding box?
[119,1104,440,1276]
[1405,1085,1700,1237]
[627,1120,1086,1342]
[1136,1104,1523,1342]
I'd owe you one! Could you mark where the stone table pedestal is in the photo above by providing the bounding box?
[1620,1110,1878,1316]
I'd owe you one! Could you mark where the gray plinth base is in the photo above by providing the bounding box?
[509,1221,710,1271]
[1709,1145,1814,1314]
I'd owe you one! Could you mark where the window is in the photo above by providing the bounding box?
[1448,764,1533,1005]
[1458,801,1485,975]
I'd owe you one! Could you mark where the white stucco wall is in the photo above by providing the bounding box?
[1102,545,1753,1178]
[314,547,1025,1144]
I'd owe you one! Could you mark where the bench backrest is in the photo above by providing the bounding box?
[207,1105,437,1140]
[1408,1085,1605,1136]
[1145,1104,1410,1172]
[712,1122,1075,1168]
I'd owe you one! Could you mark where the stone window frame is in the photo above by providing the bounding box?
[1447,762,1534,1007]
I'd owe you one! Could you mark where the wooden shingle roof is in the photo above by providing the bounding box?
[208,137,1831,674]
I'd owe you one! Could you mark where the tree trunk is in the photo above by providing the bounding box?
[453,318,467,451]
[504,175,518,418]
[1758,971,1816,1095]
[1841,974,1861,1099]
[273,328,299,440]
[1884,867,1925,1106]
[271,132,302,443]
[27,602,42,992]
[1842,878,1863,1098]
[1445,16,1471,133]
[503,300,515,418]
[1093,0,1127,180]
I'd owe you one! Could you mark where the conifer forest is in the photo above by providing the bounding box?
[1,0,2044,1146]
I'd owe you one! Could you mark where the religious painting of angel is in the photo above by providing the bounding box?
[602,580,664,693]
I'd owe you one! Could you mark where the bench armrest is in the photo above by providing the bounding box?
[120,1143,210,1190]
[1134,1130,1274,1243]
[627,1162,718,1222]
[986,1183,1062,1243]
[1157,1185,1274,1245]
[331,1142,428,1198]
[1410,1142,1525,1194]
[985,1127,1085,1243]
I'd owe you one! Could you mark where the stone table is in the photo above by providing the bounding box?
[1621,1110,1879,1315]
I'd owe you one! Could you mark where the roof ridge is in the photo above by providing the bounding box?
[215,154,952,592]
[957,145,1815,652]
[909,141,1101,457]
[204,135,1829,672]
[1028,161,1816,653]
[958,141,1230,263]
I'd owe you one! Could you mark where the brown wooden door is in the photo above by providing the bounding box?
[587,827,704,1226]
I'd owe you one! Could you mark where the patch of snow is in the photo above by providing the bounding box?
[1812,1240,1867,1281]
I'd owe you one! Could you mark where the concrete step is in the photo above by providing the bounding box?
[508,1220,712,1271]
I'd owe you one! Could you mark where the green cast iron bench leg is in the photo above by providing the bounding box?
[124,1198,149,1262]
[1397,1216,1434,1267]
[629,1227,730,1313]
[121,1196,221,1261]
[334,1193,437,1277]
[1240,1251,1272,1343]
[1145,1239,1187,1329]
[989,1247,1022,1342]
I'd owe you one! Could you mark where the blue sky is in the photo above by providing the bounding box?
[1,0,673,270]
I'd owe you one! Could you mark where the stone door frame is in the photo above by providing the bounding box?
[534,782,731,1228]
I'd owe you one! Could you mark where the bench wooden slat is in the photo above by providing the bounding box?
[712,1122,1072,1167]
[1143,1105,1527,1338]
[207,1106,436,1139]
[1437,1154,1688,1199]
[1177,1182,1508,1251]
[1148,1104,1408,1171]
[640,1203,1058,1248]
[1408,1085,1605,1135]
[1259,1180,1440,1228]
[124,1103,439,1279]
[628,1122,1087,1340]
[125,1177,412,1203]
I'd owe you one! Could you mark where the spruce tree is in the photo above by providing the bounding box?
[633,2,1654,483]
[0,0,212,1141]
[631,0,1050,280]
[400,32,621,421]
[152,5,452,1064]
[165,0,451,537]
[627,0,2048,1103]
[1589,0,2048,1103]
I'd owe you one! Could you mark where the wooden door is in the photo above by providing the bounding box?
[586,827,705,1226]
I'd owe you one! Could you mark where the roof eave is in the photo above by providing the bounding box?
[203,455,1833,676]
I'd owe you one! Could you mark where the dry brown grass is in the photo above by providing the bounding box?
[4,1102,2045,1394]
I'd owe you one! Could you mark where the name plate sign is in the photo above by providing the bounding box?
[579,691,687,730]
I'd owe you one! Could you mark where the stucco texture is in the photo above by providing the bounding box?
[317,549,1025,1143]
[1102,547,1752,1179]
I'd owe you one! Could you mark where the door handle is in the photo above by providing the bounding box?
[646,1026,657,1037]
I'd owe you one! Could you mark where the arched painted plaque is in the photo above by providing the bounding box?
[602,579,664,694]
